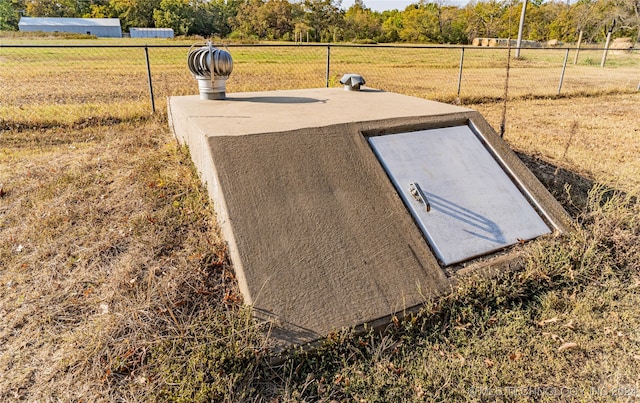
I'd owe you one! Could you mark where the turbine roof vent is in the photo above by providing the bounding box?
[187,42,233,100]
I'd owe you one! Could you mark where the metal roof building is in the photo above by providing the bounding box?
[130,28,174,39]
[18,17,122,38]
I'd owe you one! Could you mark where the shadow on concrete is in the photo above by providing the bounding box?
[230,96,327,104]
[253,308,321,350]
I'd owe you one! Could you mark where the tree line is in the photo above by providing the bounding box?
[1,0,638,44]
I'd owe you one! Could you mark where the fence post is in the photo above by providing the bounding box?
[573,30,583,65]
[144,46,156,113]
[457,47,465,98]
[500,46,512,138]
[515,0,528,59]
[601,30,612,67]
[558,48,569,95]
[326,45,331,88]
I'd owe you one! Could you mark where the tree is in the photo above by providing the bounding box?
[399,2,440,42]
[302,0,342,42]
[440,5,468,43]
[380,9,403,42]
[232,0,262,37]
[0,0,23,30]
[464,0,507,41]
[609,0,640,40]
[187,0,236,37]
[549,2,578,42]
[204,0,241,37]
[153,0,193,35]
[84,3,111,18]
[523,1,555,41]
[343,0,382,42]
[497,0,518,39]
[233,0,296,39]
[75,0,109,17]
[570,0,619,42]
[25,0,78,17]
[152,0,239,37]
[109,0,161,30]
[261,0,296,39]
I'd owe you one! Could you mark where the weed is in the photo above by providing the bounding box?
[583,57,598,66]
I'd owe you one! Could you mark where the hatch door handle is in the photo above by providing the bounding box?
[409,182,431,212]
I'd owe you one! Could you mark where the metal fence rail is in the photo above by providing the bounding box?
[1,43,638,125]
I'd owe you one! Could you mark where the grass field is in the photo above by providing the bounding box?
[1,37,639,401]
[1,37,638,127]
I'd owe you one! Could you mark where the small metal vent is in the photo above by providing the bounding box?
[187,42,233,100]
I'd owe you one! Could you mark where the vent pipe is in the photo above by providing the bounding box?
[340,74,365,91]
[187,42,233,100]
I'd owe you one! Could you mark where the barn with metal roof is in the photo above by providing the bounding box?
[18,17,122,38]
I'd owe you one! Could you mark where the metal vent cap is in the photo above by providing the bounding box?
[340,73,366,91]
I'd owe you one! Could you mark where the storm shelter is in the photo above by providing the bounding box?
[168,88,572,346]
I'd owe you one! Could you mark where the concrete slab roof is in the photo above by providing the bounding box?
[169,88,572,347]
[170,88,474,137]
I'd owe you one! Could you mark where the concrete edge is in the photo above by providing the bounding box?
[169,99,253,305]
[466,111,575,234]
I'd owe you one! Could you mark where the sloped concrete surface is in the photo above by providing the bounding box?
[168,88,571,346]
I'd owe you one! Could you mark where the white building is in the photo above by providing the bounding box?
[130,28,174,39]
[18,17,122,38]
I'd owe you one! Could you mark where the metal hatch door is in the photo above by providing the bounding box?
[368,125,551,266]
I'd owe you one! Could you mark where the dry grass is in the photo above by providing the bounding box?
[1,38,639,400]
[0,117,254,400]
[475,92,640,191]
[1,92,638,402]
[1,40,638,127]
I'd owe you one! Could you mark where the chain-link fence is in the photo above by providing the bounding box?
[1,43,638,126]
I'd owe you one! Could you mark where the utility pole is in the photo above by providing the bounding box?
[515,0,528,58]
